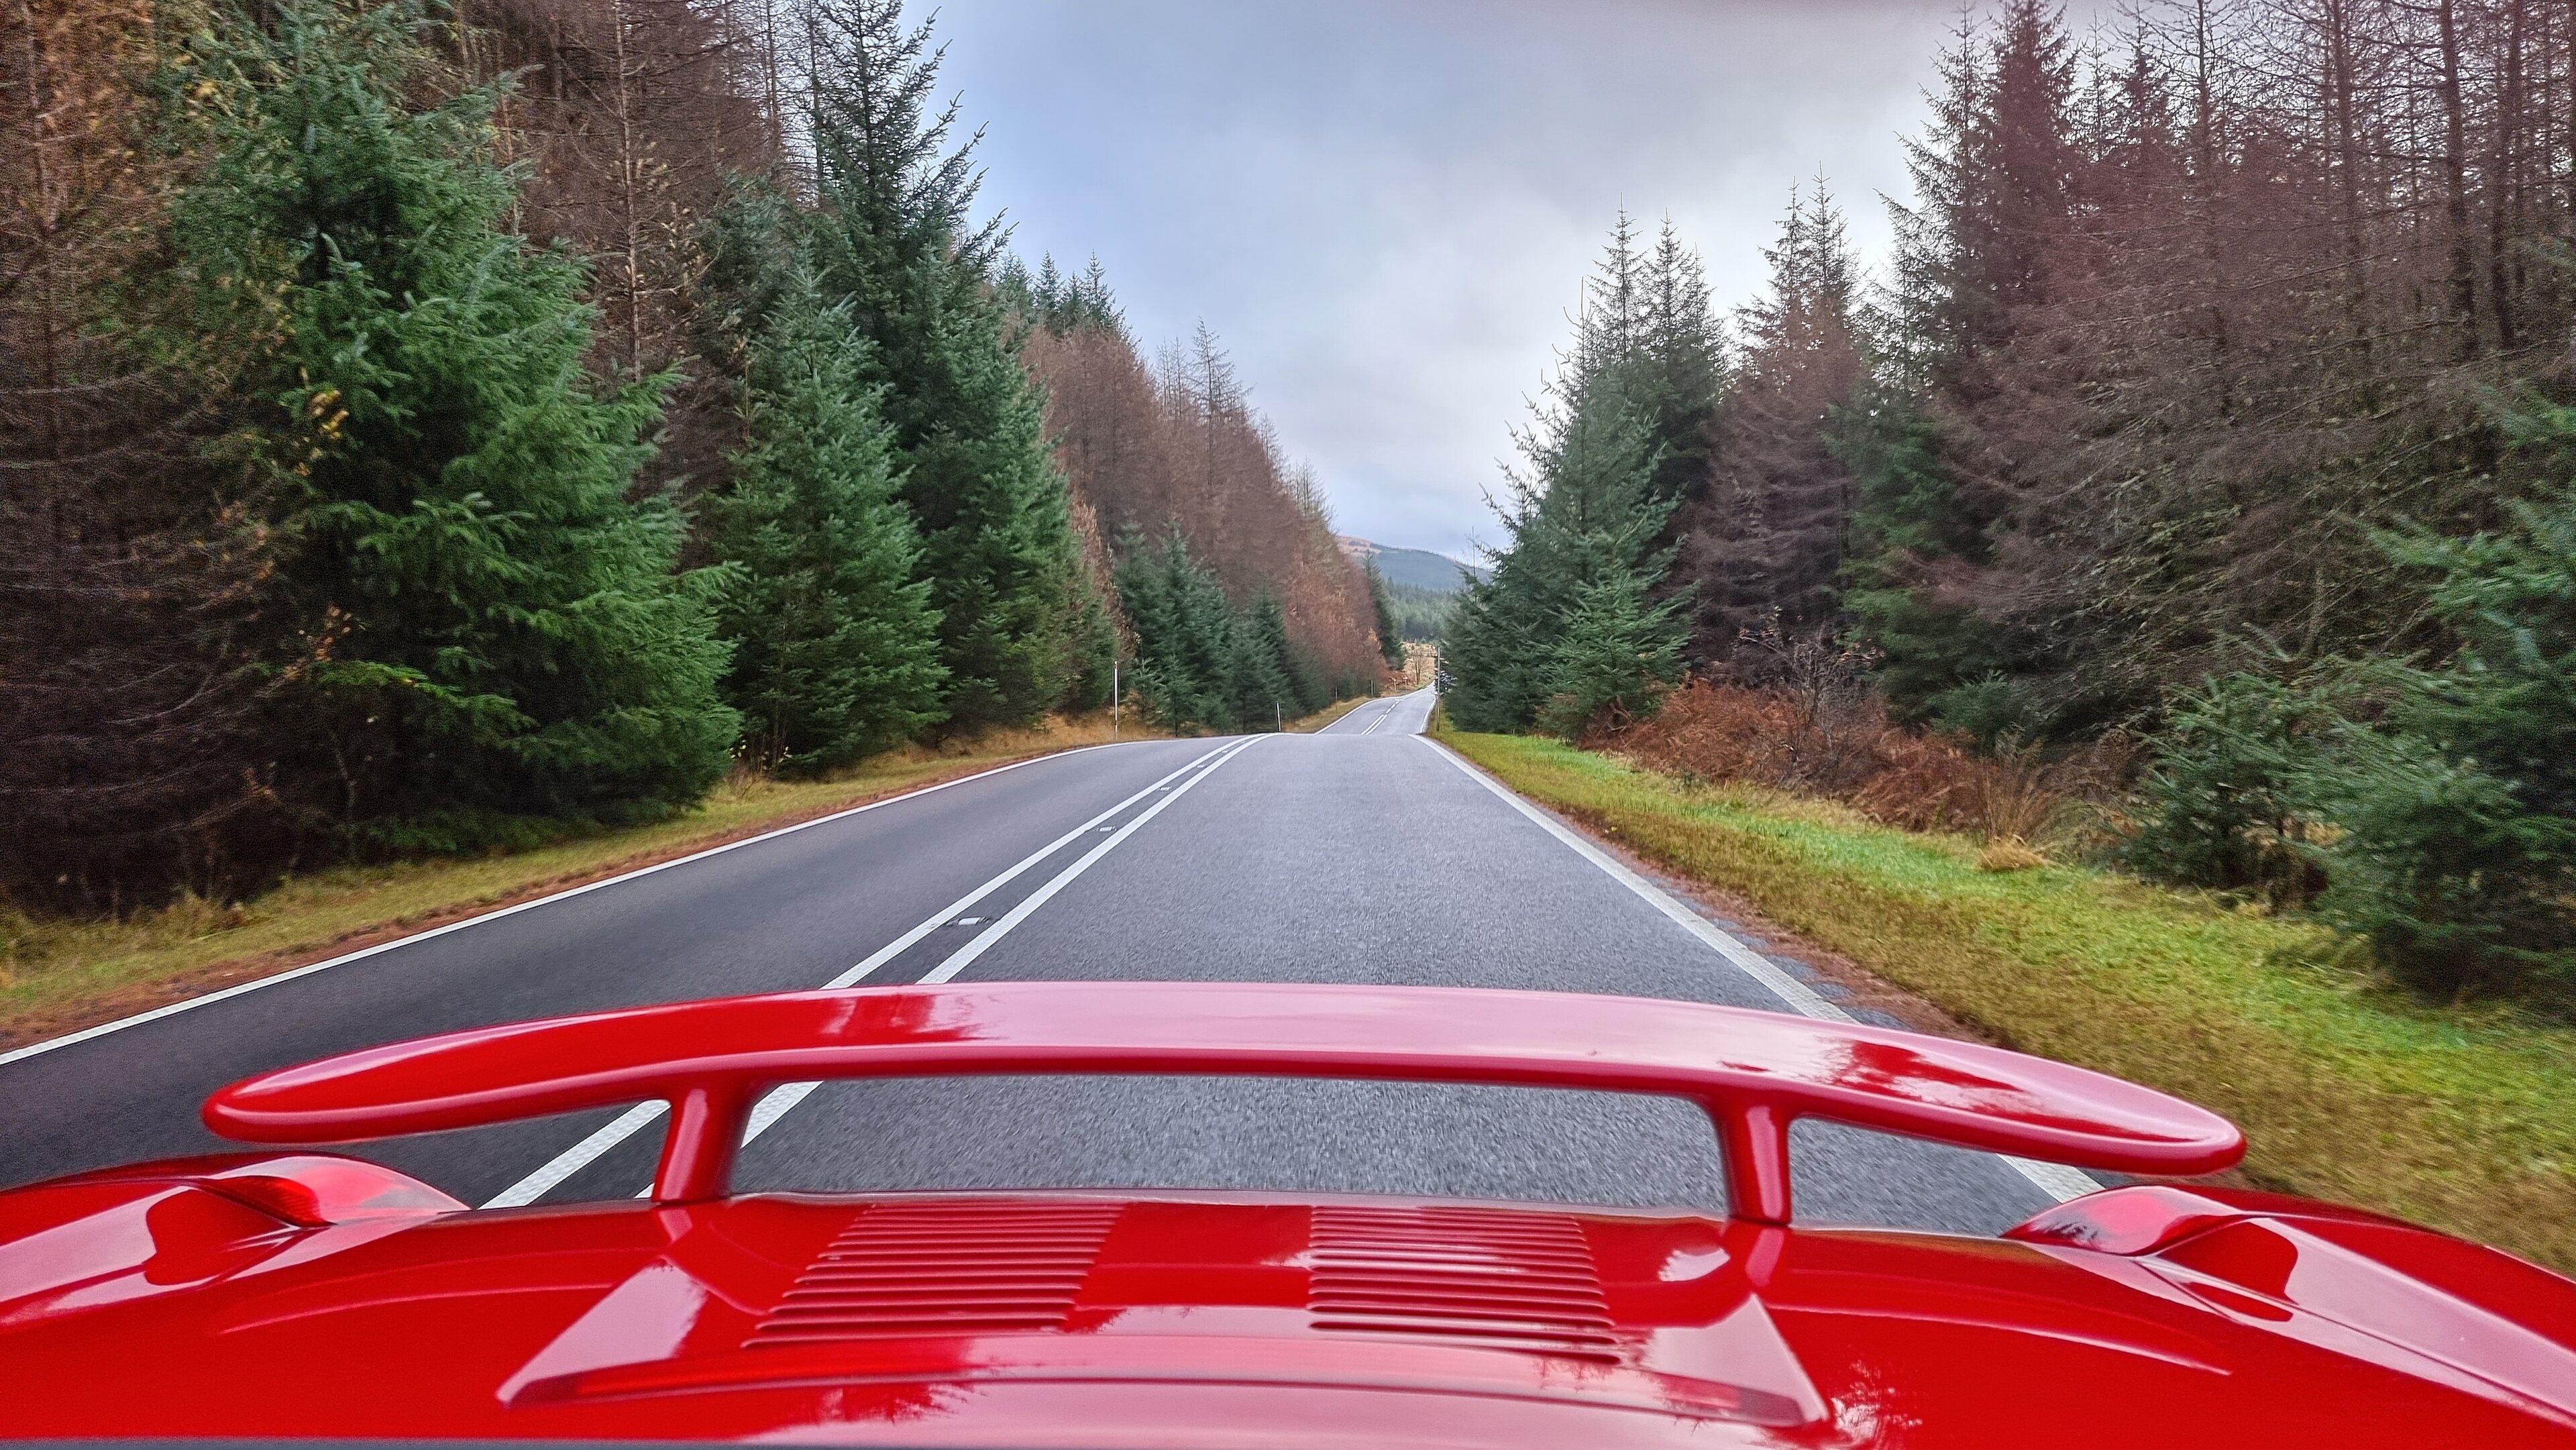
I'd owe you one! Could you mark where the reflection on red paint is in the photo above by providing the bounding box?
[0,1182,2569,1446]
[0,986,2567,1446]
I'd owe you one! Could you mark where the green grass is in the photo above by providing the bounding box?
[0,716,1153,1046]
[1441,728,2576,1275]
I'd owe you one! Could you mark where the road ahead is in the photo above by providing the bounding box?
[0,689,2074,1234]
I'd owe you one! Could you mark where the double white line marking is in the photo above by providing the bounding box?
[482,734,1265,1209]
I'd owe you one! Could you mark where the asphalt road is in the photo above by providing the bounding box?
[0,688,2067,1234]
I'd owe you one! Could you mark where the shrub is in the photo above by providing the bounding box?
[2296,470,2576,1001]
[1609,679,2098,842]
[2122,673,2329,903]
[1924,673,2044,750]
[1839,726,1992,832]
[2304,722,2575,999]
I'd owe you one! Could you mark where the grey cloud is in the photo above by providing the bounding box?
[932,1,1970,557]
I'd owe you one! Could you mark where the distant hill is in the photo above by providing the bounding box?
[1338,536,1484,594]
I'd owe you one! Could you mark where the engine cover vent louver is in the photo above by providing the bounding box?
[1306,1205,1619,1363]
[747,1199,1122,1345]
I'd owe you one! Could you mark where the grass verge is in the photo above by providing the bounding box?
[0,714,1161,1051]
[1439,727,2576,1274]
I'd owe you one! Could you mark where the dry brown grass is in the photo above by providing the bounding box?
[1976,838,2049,873]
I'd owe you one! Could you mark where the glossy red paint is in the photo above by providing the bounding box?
[34,1151,470,1225]
[1,984,2570,1448]
[2012,1182,2576,1427]
[3,1176,2573,1447]
[202,982,2247,1219]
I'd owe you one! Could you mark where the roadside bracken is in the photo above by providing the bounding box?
[1603,678,2124,844]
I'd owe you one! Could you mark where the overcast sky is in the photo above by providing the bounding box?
[928,2,1990,560]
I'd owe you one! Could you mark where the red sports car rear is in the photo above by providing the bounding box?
[2,984,2570,1447]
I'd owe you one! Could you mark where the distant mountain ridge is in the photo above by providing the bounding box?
[1337,536,1484,594]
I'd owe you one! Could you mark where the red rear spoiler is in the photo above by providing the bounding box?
[205,983,2241,1223]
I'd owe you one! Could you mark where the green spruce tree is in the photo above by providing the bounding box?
[714,266,946,773]
[169,0,737,850]
[1829,372,2023,730]
[1443,220,1692,736]
[2298,412,2576,999]
[1368,563,1406,671]
[1229,592,1301,728]
[1113,525,1323,732]
[1116,526,1238,732]
[1631,217,1726,508]
[801,0,1083,730]
[1536,560,1688,739]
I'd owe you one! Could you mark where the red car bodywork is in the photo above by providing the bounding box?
[1,981,2571,1447]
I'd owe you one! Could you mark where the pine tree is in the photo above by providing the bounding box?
[1446,401,1684,736]
[1368,563,1405,670]
[1631,217,1726,507]
[1553,212,1721,510]
[1527,404,1688,737]
[1444,219,1693,736]
[802,0,1083,730]
[1116,526,1234,732]
[1056,512,1123,714]
[2297,401,2576,999]
[1831,1,2078,736]
[1018,268,1384,703]
[1892,0,2080,391]
[1536,557,1688,739]
[1676,183,1862,671]
[714,266,945,773]
[169,0,739,849]
[1229,592,1299,728]
[1442,556,1551,732]
[1004,251,1125,339]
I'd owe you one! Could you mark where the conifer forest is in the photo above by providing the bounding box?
[1445,0,2576,1007]
[8,0,2576,1010]
[1,0,1381,913]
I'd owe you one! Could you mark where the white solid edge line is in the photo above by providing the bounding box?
[1,740,1149,1072]
[1416,735,2098,1206]
[480,739,1241,1209]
